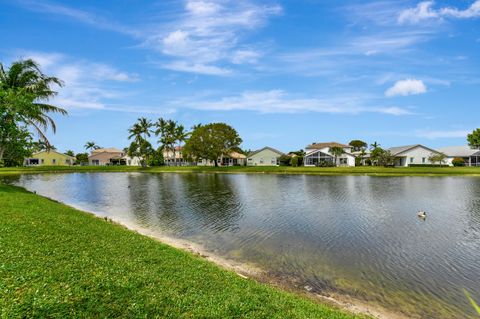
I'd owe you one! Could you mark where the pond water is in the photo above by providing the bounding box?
[5,173,480,318]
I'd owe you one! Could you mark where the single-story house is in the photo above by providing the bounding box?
[88,148,125,166]
[304,142,356,167]
[247,147,284,166]
[437,146,480,166]
[24,150,75,166]
[387,144,442,167]
[197,151,246,166]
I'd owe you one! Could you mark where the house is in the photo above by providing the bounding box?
[24,150,75,166]
[197,151,246,166]
[437,146,480,166]
[387,144,442,167]
[304,142,356,167]
[247,147,284,166]
[163,146,189,166]
[88,148,125,166]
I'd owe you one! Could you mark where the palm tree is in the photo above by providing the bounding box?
[155,118,177,165]
[0,59,67,146]
[136,117,153,140]
[84,141,99,152]
[329,146,345,166]
[370,141,380,150]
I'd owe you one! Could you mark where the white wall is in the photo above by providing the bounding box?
[396,146,439,166]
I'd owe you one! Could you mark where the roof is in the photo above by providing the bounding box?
[91,148,123,154]
[31,150,75,159]
[437,145,480,157]
[305,142,350,150]
[228,151,247,159]
[387,144,440,156]
[248,146,285,157]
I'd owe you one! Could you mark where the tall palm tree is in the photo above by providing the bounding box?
[370,141,380,150]
[155,118,177,165]
[137,117,153,140]
[0,59,67,145]
[329,146,345,166]
[84,141,99,152]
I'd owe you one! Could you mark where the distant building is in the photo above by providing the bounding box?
[437,146,480,166]
[24,150,75,166]
[197,151,246,166]
[387,144,442,167]
[304,142,355,167]
[88,148,125,166]
[247,147,284,166]
[163,146,189,166]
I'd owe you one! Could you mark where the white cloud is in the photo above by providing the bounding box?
[385,79,427,97]
[146,0,282,74]
[398,1,480,24]
[16,51,139,112]
[173,89,411,115]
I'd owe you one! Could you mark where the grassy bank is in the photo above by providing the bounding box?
[1,164,480,176]
[0,184,362,318]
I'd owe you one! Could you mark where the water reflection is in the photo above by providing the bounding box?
[5,173,480,318]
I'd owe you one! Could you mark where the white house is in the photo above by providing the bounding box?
[247,147,284,166]
[387,144,442,167]
[437,146,480,166]
[303,142,356,167]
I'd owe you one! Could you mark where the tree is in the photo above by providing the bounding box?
[428,152,446,165]
[0,59,67,155]
[183,123,242,167]
[128,118,154,167]
[349,140,367,152]
[370,147,385,166]
[370,141,380,150]
[75,152,89,165]
[65,150,75,157]
[127,139,154,167]
[329,146,345,166]
[467,128,480,149]
[84,141,100,152]
[0,124,33,167]
[377,150,396,167]
[155,118,179,165]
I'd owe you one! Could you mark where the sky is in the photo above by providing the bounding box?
[1,0,479,153]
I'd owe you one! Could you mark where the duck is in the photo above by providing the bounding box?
[417,211,427,219]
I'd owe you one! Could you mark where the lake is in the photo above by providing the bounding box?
[5,173,480,318]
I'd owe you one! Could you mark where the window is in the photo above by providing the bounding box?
[52,159,56,164]
[41,159,44,164]
[422,157,426,163]
[260,158,264,164]
[271,158,276,164]
[339,158,348,165]
[410,157,414,163]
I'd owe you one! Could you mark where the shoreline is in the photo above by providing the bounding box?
[35,190,408,319]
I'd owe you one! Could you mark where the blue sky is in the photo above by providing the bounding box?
[1,0,479,153]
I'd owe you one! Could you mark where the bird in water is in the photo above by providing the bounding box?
[417,211,427,219]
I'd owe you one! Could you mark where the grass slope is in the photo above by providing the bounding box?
[0,184,361,319]
[1,165,480,176]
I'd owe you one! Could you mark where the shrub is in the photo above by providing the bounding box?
[291,156,299,167]
[365,159,372,166]
[452,157,465,167]
[408,164,449,167]
[355,157,363,166]
[315,160,336,167]
[278,155,291,166]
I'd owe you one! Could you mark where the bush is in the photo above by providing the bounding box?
[315,161,336,167]
[365,159,372,166]
[408,164,449,167]
[355,157,363,166]
[452,157,465,167]
[291,156,299,167]
[278,155,291,166]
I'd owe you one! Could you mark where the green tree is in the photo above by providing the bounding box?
[183,123,242,167]
[370,147,384,166]
[370,141,380,150]
[428,152,447,165]
[84,141,100,152]
[377,150,396,167]
[0,59,67,159]
[467,128,480,149]
[65,150,75,157]
[349,140,367,152]
[329,146,345,166]
[155,118,178,165]
[75,152,89,165]
[127,118,154,167]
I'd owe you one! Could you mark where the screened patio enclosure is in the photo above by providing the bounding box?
[304,151,335,166]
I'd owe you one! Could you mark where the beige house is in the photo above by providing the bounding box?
[88,148,125,166]
[197,151,246,166]
[24,150,75,166]
[163,146,188,166]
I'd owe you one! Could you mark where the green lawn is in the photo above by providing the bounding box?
[0,184,363,318]
[1,164,480,176]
